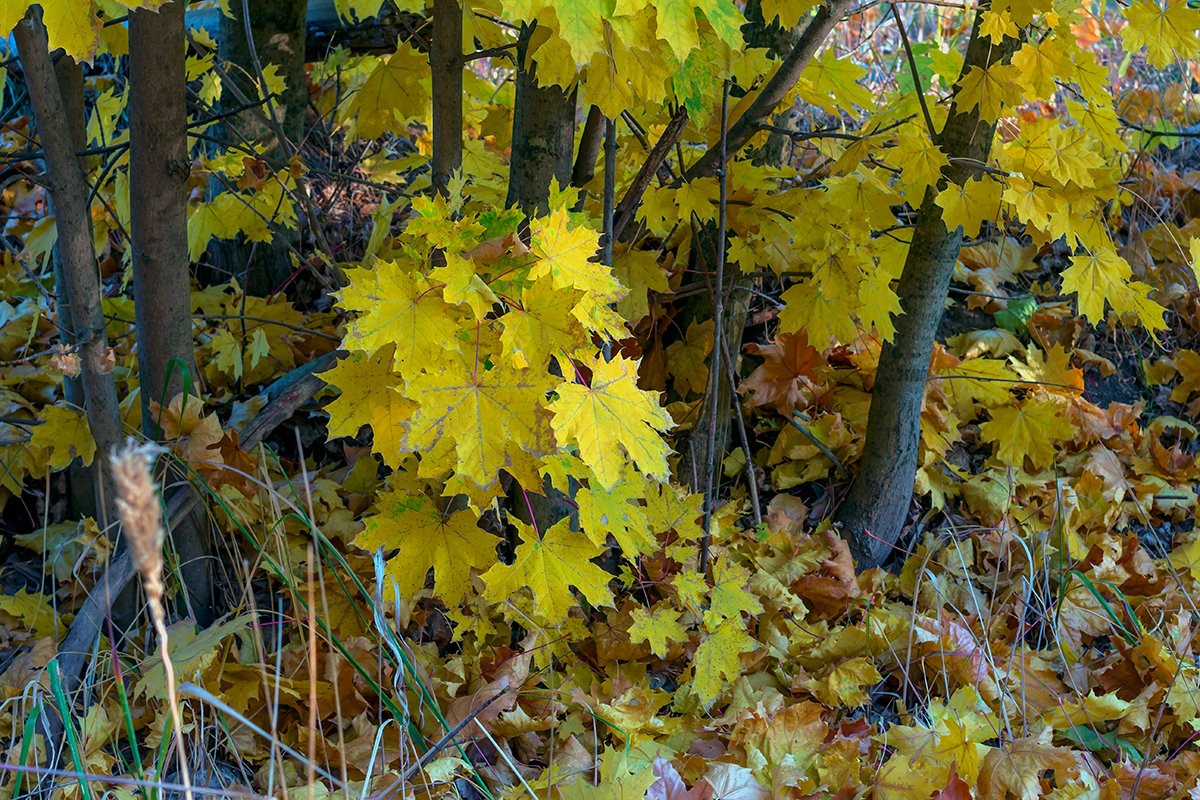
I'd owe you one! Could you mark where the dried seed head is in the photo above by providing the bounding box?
[111,441,166,586]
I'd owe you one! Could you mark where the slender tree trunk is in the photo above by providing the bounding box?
[129,0,213,624]
[189,0,417,61]
[206,0,308,295]
[129,1,196,431]
[506,27,576,212]
[680,1,850,490]
[504,28,577,531]
[572,105,605,188]
[836,11,1019,569]
[430,0,462,196]
[14,8,121,531]
[48,54,96,519]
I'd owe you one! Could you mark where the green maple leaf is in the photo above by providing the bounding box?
[547,0,613,66]
[654,0,742,60]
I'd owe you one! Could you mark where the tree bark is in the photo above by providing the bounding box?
[835,11,1019,569]
[430,0,462,196]
[188,0,417,61]
[129,1,197,432]
[129,0,212,624]
[47,54,96,519]
[572,105,605,189]
[506,27,576,213]
[207,0,308,296]
[13,8,121,531]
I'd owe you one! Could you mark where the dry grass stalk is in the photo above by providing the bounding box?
[111,441,195,800]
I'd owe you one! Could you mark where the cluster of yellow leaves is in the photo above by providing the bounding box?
[324,198,691,636]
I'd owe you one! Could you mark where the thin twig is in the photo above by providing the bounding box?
[699,79,731,575]
[398,687,513,783]
[890,3,936,138]
[787,412,849,478]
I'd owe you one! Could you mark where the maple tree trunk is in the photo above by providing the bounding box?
[430,0,462,196]
[836,12,1020,569]
[207,0,308,296]
[13,9,121,530]
[189,0,418,61]
[572,105,605,188]
[506,27,576,212]
[681,1,849,490]
[47,54,97,519]
[129,1,197,433]
[129,0,213,625]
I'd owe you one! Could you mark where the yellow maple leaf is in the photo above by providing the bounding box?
[1122,0,1200,69]
[932,357,1018,418]
[529,208,620,298]
[627,604,687,658]
[778,280,862,347]
[337,45,430,139]
[576,477,655,556]
[979,398,1074,469]
[954,63,1021,122]
[29,406,95,470]
[692,615,757,710]
[548,355,674,490]
[935,175,1003,237]
[1010,37,1071,100]
[481,519,614,623]
[135,615,251,698]
[1041,690,1130,729]
[1062,248,1167,334]
[405,355,554,488]
[562,747,658,800]
[806,657,881,707]
[890,128,949,200]
[708,557,763,621]
[429,252,499,321]
[760,0,819,28]
[338,262,463,377]
[666,319,713,397]
[0,588,61,641]
[1011,345,1084,396]
[499,278,587,370]
[978,733,1080,800]
[357,492,498,604]
[320,346,416,468]
[873,755,941,800]
[36,0,102,63]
